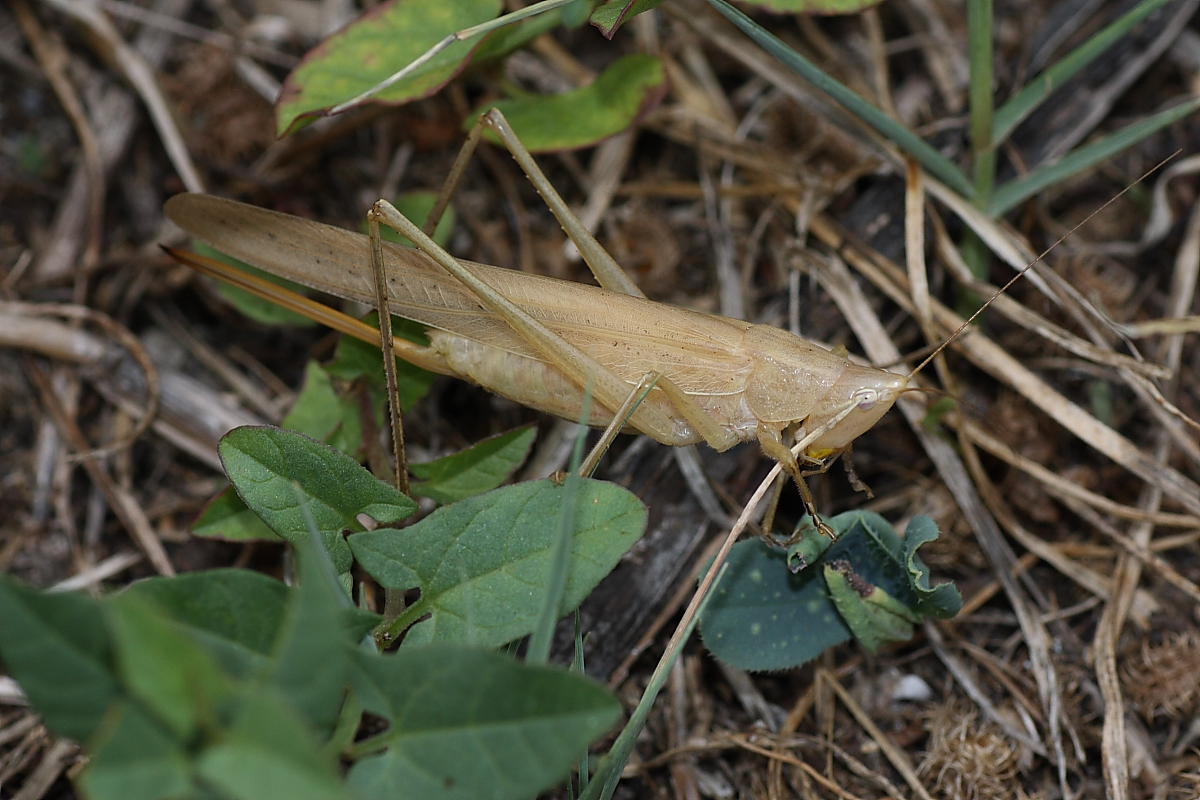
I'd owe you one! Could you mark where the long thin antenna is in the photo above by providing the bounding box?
[908,152,1180,380]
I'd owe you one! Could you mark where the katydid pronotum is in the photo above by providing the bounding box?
[163,109,1026,537]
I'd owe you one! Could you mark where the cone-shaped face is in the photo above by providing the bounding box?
[803,365,907,454]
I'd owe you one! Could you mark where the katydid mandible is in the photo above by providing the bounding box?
[164,110,913,524]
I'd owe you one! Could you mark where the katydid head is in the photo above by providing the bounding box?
[803,365,907,455]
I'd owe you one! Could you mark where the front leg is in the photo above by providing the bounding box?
[756,424,838,541]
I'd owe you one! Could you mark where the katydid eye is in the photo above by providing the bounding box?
[852,388,879,409]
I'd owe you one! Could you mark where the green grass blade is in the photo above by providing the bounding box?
[967,0,995,209]
[993,0,1174,144]
[572,611,588,797]
[580,567,723,800]
[990,96,1200,215]
[962,0,995,281]
[526,473,583,664]
[706,0,972,197]
[527,388,593,665]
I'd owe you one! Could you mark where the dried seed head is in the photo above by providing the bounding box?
[1167,761,1200,800]
[918,703,1022,800]
[1123,630,1200,719]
